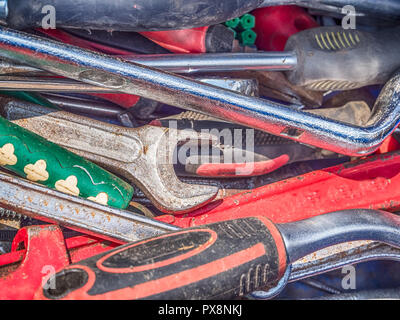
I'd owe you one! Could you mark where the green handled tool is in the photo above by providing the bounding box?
[0,115,134,209]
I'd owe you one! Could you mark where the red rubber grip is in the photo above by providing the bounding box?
[140,27,208,53]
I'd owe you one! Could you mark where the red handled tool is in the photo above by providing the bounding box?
[253,5,319,51]
[35,209,400,300]
[156,148,400,227]
[0,225,118,299]
[140,25,236,53]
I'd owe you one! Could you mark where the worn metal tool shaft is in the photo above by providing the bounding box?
[0,76,259,96]
[0,171,179,244]
[0,55,295,75]
[0,27,398,156]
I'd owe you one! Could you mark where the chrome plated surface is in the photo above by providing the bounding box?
[0,27,398,156]
[0,76,259,96]
[0,171,179,243]
[290,242,400,282]
[124,52,297,73]
[278,209,400,263]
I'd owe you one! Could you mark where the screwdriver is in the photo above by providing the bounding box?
[2,26,399,90]
[35,209,400,300]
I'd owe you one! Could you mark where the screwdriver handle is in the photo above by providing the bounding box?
[0,112,134,209]
[285,26,400,90]
[36,217,287,300]
[141,25,235,54]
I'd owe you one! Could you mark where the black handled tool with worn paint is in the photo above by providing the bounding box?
[0,104,134,209]
[35,209,400,300]
[285,26,400,91]
[2,0,262,31]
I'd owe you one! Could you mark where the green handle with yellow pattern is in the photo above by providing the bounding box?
[0,116,134,209]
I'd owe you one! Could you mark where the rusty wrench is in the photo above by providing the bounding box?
[0,170,179,243]
[0,27,399,156]
[0,98,218,214]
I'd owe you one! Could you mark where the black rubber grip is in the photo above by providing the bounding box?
[7,0,263,31]
[285,26,400,91]
[37,217,287,300]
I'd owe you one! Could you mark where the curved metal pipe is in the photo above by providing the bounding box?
[290,242,400,282]
[278,209,400,263]
[0,27,399,156]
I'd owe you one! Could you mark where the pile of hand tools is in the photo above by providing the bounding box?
[0,0,399,301]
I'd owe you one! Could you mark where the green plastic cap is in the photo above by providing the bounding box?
[238,14,255,31]
[238,29,257,46]
[224,17,240,29]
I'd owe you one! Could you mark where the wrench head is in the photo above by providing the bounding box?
[130,125,219,214]
[0,98,218,214]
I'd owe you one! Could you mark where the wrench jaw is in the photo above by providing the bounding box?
[132,125,219,214]
[0,100,219,214]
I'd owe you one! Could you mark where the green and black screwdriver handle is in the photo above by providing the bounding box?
[285,26,400,91]
[0,99,134,209]
[35,209,400,300]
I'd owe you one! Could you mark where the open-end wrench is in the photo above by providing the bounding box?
[0,27,398,156]
[0,98,218,214]
[34,209,400,300]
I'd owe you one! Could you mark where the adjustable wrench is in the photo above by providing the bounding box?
[0,27,398,156]
[0,98,218,214]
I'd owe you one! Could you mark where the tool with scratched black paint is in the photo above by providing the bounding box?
[34,209,400,299]
[3,0,399,31]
